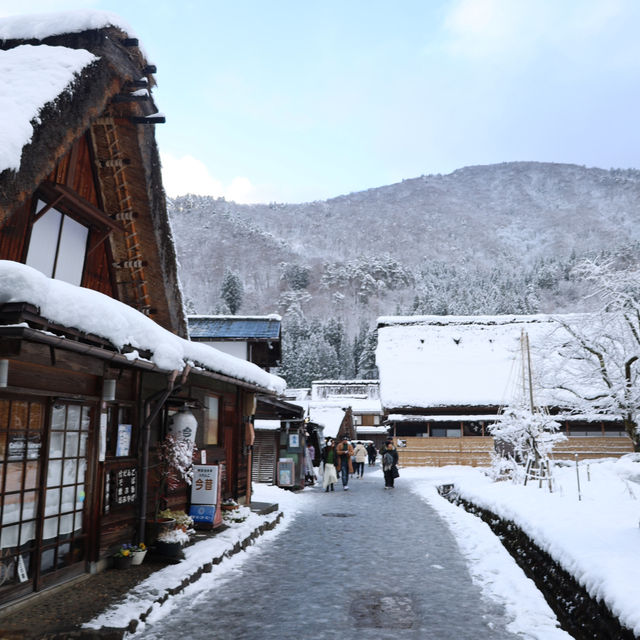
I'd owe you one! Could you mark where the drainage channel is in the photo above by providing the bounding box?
[438,485,636,640]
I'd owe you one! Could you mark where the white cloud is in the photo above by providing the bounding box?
[442,0,638,62]
[160,152,274,204]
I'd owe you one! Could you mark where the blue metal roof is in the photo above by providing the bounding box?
[188,316,281,341]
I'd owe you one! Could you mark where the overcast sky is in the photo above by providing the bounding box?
[2,0,640,203]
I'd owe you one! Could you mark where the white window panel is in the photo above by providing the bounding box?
[25,207,61,277]
[55,215,88,286]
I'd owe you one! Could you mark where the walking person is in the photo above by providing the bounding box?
[304,443,316,485]
[353,441,367,478]
[335,435,354,490]
[381,439,399,489]
[367,442,377,466]
[322,439,338,492]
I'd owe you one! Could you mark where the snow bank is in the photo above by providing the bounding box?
[404,456,640,637]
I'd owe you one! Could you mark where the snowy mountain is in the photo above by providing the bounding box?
[169,161,640,327]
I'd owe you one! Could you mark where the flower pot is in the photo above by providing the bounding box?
[130,549,147,565]
[154,540,183,559]
[114,555,132,570]
[145,517,176,546]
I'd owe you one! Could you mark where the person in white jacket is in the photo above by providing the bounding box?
[353,441,367,478]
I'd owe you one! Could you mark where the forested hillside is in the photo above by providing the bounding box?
[168,162,640,385]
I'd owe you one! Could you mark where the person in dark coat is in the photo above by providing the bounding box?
[366,442,377,465]
[381,439,399,489]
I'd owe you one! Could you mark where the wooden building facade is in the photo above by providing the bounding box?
[0,13,284,606]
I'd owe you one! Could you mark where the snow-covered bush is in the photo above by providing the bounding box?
[488,406,565,483]
[154,434,197,520]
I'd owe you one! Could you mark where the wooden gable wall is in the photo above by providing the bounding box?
[0,134,116,298]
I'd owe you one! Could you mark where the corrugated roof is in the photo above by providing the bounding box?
[188,315,281,340]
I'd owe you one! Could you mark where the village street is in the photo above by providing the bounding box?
[134,468,524,640]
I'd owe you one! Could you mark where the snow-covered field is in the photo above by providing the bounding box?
[403,455,640,638]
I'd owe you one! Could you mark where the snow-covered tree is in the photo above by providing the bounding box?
[552,258,640,450]
[488,406,564,483]
[280,262,311,290]
[356,328,378,379]
[220,268,243,315]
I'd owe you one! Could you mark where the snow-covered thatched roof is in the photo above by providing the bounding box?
[0,10,152,185]
[376,314,582,411]
[0,10,185,337]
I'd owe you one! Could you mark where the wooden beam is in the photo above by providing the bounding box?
[131,114,166,125]
[38,182,123,232]
[111,94,150,103]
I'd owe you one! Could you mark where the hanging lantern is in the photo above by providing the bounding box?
[168,407,198,444]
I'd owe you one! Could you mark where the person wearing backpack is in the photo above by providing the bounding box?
[381,439,399,489]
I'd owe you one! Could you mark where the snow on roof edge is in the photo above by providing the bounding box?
[188,314,281,322]
[377,313,586,327]
[0,261,285,395]
[0,9,136,42]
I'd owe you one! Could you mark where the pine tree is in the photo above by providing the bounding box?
[220,268,243,315]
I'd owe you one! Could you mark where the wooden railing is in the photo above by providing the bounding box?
[396,436,634,467]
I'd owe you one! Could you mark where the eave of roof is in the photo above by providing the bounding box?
[188,316,281,340]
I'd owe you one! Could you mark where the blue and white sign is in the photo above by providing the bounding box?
[189,504,215,524]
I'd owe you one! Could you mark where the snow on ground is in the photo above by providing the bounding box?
[85,460,640,638]
[402,455,640,638]
[85,484,308,635]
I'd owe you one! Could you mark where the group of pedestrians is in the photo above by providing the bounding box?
[321,436,399,491]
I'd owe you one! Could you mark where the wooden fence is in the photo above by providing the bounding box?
[396,436,634,467]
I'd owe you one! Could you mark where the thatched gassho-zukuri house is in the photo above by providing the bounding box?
[0,10,286,607]
[0,10,183,333]
[376,314,632,467]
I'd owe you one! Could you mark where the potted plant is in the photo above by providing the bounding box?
[147,434,197,545]
[222,505,249,524]
[130,542,147,565]
[113,544,133,570]
[153,509,194,559]
[221,498,239,511]
[155,524,190,559]
[158,509,194,534]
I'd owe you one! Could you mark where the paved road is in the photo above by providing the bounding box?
[137,467,523,640]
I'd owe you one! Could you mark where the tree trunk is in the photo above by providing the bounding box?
[623,417,640,452]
